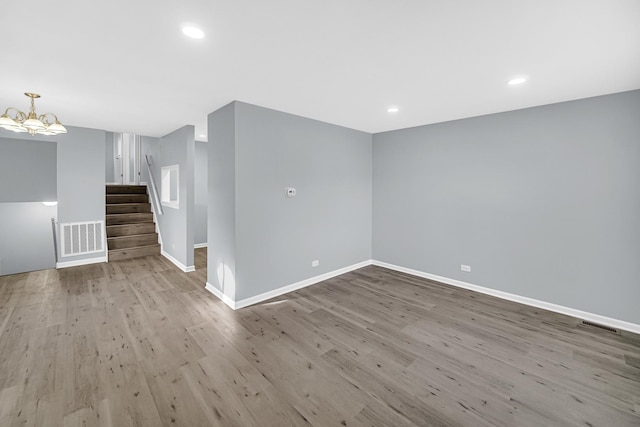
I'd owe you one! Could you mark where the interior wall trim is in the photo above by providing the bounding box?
[372,260,640,335]
[205,282,235,309]
[56,256,107,269]
[161,250,195,273]
[205,259,373,310]
[194,243,208,249]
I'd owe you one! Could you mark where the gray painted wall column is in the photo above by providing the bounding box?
[56,127,107,264]
[373,90,640,324]
[152,125,195,270]
[207,101,372,303]
[194,141,208,246]
[207,103,237,300]
[234,102,372,300]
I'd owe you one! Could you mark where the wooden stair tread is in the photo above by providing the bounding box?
[106,203,151,214]
[108,244,160,251]
[105,213,153,218]
[108,244,161,261]
[107,233,157,240]
[107,233,159,250]
[106,194,149,204]
[106,222,156,237]
[106,185,147,194]
[106,223,155,229]
[106,213,153,226]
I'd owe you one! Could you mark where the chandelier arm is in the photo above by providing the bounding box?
[2,107,24,118]
[39,113,54,126]
[40,112,61,122]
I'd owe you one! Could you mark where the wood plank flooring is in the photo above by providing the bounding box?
[1,250,639,426]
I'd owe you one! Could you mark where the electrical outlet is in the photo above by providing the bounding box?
[311,260,319,267]
[285,187,296,198]
[461,264,471,272]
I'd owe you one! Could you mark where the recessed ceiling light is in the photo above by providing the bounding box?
[387,106,399,113]
[182,26,205,39]
[507,77,527,86]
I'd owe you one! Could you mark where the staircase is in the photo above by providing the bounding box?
[106,185,160,261]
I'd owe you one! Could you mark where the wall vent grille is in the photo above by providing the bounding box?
[580,320,619,334]
[60,221,105,258]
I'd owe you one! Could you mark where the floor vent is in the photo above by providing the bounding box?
[60,221,105,257]
[580,320,619,334]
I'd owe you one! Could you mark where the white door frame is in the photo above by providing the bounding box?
[114,133,140,185]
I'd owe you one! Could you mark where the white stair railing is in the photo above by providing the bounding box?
[145,154,164,216]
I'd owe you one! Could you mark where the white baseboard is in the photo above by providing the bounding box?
[204,260,373,310]
[205,282,236,309]
[161,250,195,273]
[194,243,208,249]
[372,260,640,335]
[57,256,107,269]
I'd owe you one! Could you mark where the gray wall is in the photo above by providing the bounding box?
[56,126,107,263]
[194,141,208,245]
[208,101,372,301]
[140,135,159,185]
[105,131,115,183]
[57,127,106,224]
[152,125,195,269]
[0,203,57,275]
[0,133,58,274]
[207,103,237,299]
[373,90,640,324]
[0,126,107,267]
[0,137,56,202]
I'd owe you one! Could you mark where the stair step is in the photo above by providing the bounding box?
[106,213,153,226]
[106,185,147,194]
[108,244,161,261]
[106,223,156,237]
[108,233,158,250]
[106,194,149,204]
[106,203,151,214]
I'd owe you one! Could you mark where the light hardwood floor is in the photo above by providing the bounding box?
[1,249,639,426]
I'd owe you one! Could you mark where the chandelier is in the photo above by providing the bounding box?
[0,93,67,136]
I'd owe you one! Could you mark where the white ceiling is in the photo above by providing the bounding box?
[1,1,639,141]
